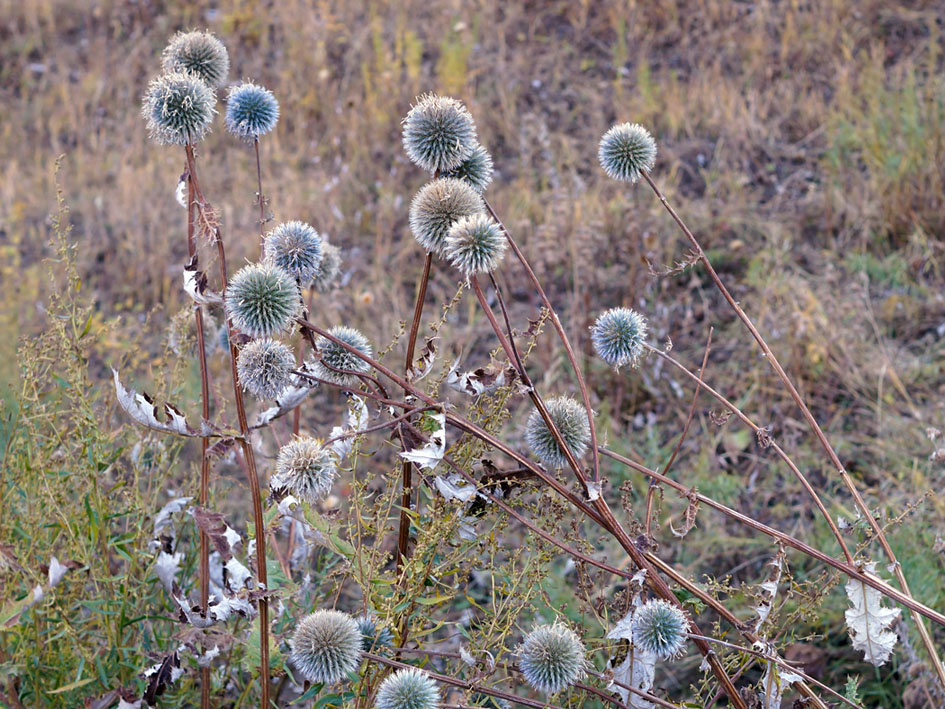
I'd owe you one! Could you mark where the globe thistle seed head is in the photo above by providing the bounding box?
[517,623,586,695]
[376,668,440,709]
[225,262,300,338]
[272,436,336,503]
[141,71,216,146]
[310,242,342,292]
[289,609,362,684]
[236,338,295,400]
[168,307,215,357]
[444,213,506,276]
[161,30,230,88]
[409,178,484,257]
[356,614,394,652]
[591,307,648,369]
[311,326,373,387]
[524,397,591,469]
[598,123,657,183]
[265,221,323,283]
[441,142,494,193]
[225,82,279,140]
[402,93,477,173]
[632,599,689,660]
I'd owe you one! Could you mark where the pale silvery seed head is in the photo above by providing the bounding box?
[272,437,336,503]
[356,614,394,652]
[225,82,279,140]
[289,609,362,684]
[141,72,216,146]
[598,123,657,183]
[402,93,477,173]
[310,242,342,292]
[632,599,689,659]
[265,221,323,282]
[441,143,494,193]
[236,338,295,400]
[525,397,591,469]
[225,263,300,338]
[517,623,586,695]
[311,326,373,386]
[161,30,230,87]
[409,178,484,257]
[591,307,648,369]
[444,214,506,276]
[376,668,440,709]
[168,307,218,357]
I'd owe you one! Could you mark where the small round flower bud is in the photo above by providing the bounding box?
[409,178,483,257]
[525,397,591,469]
[225,262,300,338]
[632,599,689,659]
[402,93,477,173]
[265,221,323,283]
[161,30,230,88]
[141,72,216,146]
[310,242,342,292]
[225,81,279,140]
[311,326,373,387]
[356,614,394,652]
[598,123,657,183]
[442,142,494,193]
[272,437,336,503]
[517,623,585,695]
[289,609,362,684]
[376,668,440,709]
[444,214,506,276]
[236,338,295,400]
[590,307,647,369]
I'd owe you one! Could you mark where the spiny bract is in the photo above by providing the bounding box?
[409,178,484,257]
[442,142,494,193]
[356,613,394,652]
[402,93,477,174]
[161,30,230,87]
[225,82,279,140]
[524,397,591,469]
[376,668,440,709]
[632,599,689,659]
[517,623,586,695]
[141,72,216,146]
[225,262,300,338]
[272,437,336,503]
[311,326,373,387]
[289,609,362,684]
[598,123,657,183]
[444,213,506,276]
[265,221,323,283]
[590,307,648,369]
[236,338,295,400]
[310,241,342,292]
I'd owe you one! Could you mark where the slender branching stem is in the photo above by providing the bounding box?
[254,138,266,257]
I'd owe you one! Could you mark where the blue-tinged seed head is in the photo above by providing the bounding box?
[141,71,217,146]
[590,307,648,369]
[310,242,342,292]
[225,262,300,338]
[409,178,484,257]
[598,123,657,183]
[376,668,440,709]
[442,142,494,193]
[265,221,323,283]
[517,623,586,695]
[272,437,336,503]
[632,599,689,659]
[402,93,477,173]
[161,30,230,87]
[355,613,394,653]
[236,338,295,399]
[311,326,373,387]
[444,213,506,276]
[225,81,279,140]
[289,609,362,684]
[524,397,591,469]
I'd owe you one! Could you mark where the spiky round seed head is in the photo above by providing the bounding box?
[632,599,689,659]
[376,668,440,709]
[402,93,477,173]
[225,263,300,338]
[525,397,591,469]
[598,123,657,183]
[272,436,336,503]
[409,178,484,257]
[442,143,494,193]
[290,609,362,684]
[591,307,648,369]
[141,72,216,146]
[236,338,295,400]
[444,214,506,276]
[356,614,394,652]
[311,326,373,386]
[225,82,279,140]
[310,242,342,292]
[517,623,586,695]
[161,30,230,87]
[265,221,323,282]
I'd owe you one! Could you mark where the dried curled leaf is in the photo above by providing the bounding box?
[183,253,223,305]
[606,607,657,708]
[446,359,516,396]
[113,370,223,438]
[434,473,477,502]
[142,651,182,706]
[328,395,369,459]
[253,379,317,429]
[406,337,438,383]
[670,488,699,538]
[399,412,445,470]
[844,561,901,666]
[753,545,786,634]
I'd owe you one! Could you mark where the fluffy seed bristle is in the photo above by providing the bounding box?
[141,72,217,146]
[161,30,230,87]
[517,623,586,695]
[524,397,591,469]
[444,214,506,276]
[225,82,279,140]
[442,143,494,193]
[409,178,484,257]
[224,262,300,338]
[375,668,440,709]
[402,93,477,173]
[632,599,689,659]
[265,221,323,283]
[598,123,657,183]
[272,437,336,503]
[236,338,295,400]
[289,609,362,684]
[310,326,373,387]
[590,307,648,369]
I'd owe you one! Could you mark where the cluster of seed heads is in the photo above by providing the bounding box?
[402,93,477,173]
[273,437,336,504]
[409,178,484,257]
[310,241,342,292]
[517,623,586,695]
[141,72,217,146]
[355,613,394,652]
[225,262,300,338]
[632,599,689,659]
[591,307,648,369]
[376,668,441,709]
[442,142,494,193]
[236,338,295,400]
[225,81,280,141]
[444,213,506,276]
[289,609,362,684]
[311,326,373,387]
[598,123,657,183]
[161,30,230,87]
[524,397,591,469]
[264,221,323,282]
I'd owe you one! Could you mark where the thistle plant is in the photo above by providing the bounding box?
[264,220,323,282]
[402,93,477,173]
[375,668,440,709]
[442,142,494,193]
[632,599,690,659]
[161,30,230,87]
[524,397,591,468]
[408,178,484,257]
[271,437,336,503]
[597,122,657,183]
[224,262,300,338]
[444,213,506,276]
[356,613,394,652]
[590,307,648,369]
[310,241,342,292]
[236,338,295,399]
[225,82,279,141]
[517,623,586,695]
[289,609,362,684]
[311,325,373,386]
[141,72,216,146]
